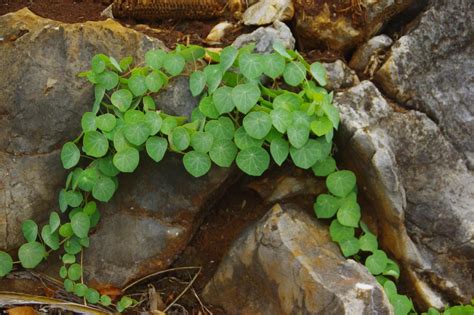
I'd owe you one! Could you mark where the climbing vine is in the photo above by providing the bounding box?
[0,42,471,314]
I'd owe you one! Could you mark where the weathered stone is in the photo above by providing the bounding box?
[294,0,414,53]
[375,0,474,169]
[203,203,393,314]
[232,20,295,53]
[205,21,233,43]
[242,0,294,25]
[334,81,474,307]
[349,34,393,77]
[0,8,165,250]
[322,60,360,91]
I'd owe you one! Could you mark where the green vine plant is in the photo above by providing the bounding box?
[0,42,472,315]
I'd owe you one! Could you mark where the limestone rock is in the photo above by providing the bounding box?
[349,34,393,77]
[203,203,393,314]
[294,0,414,53]
[232,20,295,53]
[323,60,360,91]
[242,0,294,25]
[334,81,474,307]
[375,0,474,169]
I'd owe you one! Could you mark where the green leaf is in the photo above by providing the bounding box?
[161,116,178,135]
[220,46,238,71]
[81,112,97,132]
[273,92,301,111]
[145,71,163,92]
[264,53,286,79]
[0,251,13,277]
[290,138,330,169]
[144,111,162,136]
[113,147,139,173]
[96,114,116,132]
[119,56,133,71]
[311,116,333,136]
[312,157,336,177]
[83,131,109,158]
[111,89,133,112]
[18,241,46,269]
[323,102,340,129]
[326,170,356,197]
[365,250,389,275]
[96,70,119,90]
[189,70,206,96]
[272,41,292,59]
[239,53,264,79]
[146,136,168,162]
[22,220,38,243]
[170,127,190,151]
[205,117,235,141]
[64,279,74,292]
[236,147,270,176]
[359,232,378,252]
[145,49,166,70]
[71,212,90,238]
[234,127,264,150]
[163,54,185,76]
[67,263,82,281]
[117,296,134,312]
[270,138,289,166]
[232,83,261,114]
[183,151,212,177]
[59,223,74,238]
[191,132,214,153]
[49,212,60,233]
[243,111,272,140]
[291,111,311,127]
[41,225,59,250]
[340,237,360,257]
[204,64,223,93]
[61,142,80,169]
[59,189,68,212]
[287,124,309,149]
[128,74,147,96]
[74,283,88,297]
[65,191,83,207]
[314,194,340,219]
[391,294,413,315]
[92,176,116,202]
[91,54,106,73]
[77,168,99,192]
[98,157,120,177]
[329,220,354,243]
[213,86,235,114]
[60,266,68,278]
[92,85,105,114]
[283,62,306,86]
[124,122,151,146]
[383,259,400,279]
[143,96,156,111]
[100,295,112,306]
[270,108,292,133]
[199,96,220,119]
[209,139,237,167]
[337,199,361,227]
[109,56,122,72]
[86,288,101,304]
[83,201,97,216]
[310,62,327,86]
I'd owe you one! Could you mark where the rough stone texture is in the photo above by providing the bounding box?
[334,81,474,307]
[242,0,294,25]
[375,0,474,169]
[349,34,393,76]
[232,20,295,53]
[203,203,393,315]
[322,60,360,91]
[0,8,165,250]
[294,0,414,52]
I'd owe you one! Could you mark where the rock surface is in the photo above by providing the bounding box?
[322,60,360,91]
[242,0,294,25]
[203,203,393,314]
[375,0,474,169]
[293,0,414,52]
[349,34,393,77]
[334,81,474,307]
[232,20,295,53]
[0,8,164,250]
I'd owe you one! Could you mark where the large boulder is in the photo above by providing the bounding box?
[375,0,474,169]
[334,81,474,307]
[293,0,414,53]
[203,203,393,314]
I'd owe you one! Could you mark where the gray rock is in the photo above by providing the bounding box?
[349,34,393,76]
[203,203,393,315]
[323,60,360,91]
[0,8,164,250]
[334,81,474,307]
[375,0,474,169]
[242,0,294,26]
[232,20,295,53]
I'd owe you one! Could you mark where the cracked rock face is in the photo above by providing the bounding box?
[203,203,393,314]
[375,0,474,169]
[334,81,474,307]
[242,0,294,25]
